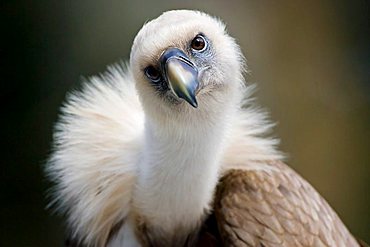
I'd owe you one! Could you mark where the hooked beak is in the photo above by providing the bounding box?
[160,48,199,108]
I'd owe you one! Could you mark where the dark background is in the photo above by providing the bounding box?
[2,0,369,246]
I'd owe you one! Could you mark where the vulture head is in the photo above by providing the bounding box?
[130,10,243,121]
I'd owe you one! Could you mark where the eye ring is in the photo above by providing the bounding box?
[191,35,207,51]
[144,66,161,83]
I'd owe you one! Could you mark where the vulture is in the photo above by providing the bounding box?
[46,10,365,247]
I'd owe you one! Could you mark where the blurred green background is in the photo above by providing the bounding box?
[2,0,369,246]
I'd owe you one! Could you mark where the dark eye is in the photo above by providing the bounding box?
[191,35,206,51]
[145,66,161,82]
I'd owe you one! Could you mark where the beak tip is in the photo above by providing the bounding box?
[180,96,198,108]
[190,101,198,108]
[185,94,198,108]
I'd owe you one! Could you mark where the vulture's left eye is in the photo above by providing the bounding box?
[191,35,207,51]
[145,66,161,83]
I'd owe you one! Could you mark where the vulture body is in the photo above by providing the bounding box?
[47,10,362,247]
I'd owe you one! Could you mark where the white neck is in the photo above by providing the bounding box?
[133,103,234,232]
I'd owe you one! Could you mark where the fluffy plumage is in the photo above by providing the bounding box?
[46,10,360,247]
[47,65,280,246]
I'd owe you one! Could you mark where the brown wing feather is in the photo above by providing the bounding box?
[214,161,359,247]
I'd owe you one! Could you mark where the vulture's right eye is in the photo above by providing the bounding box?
[191,35,207,51]
[145,66,161,83]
